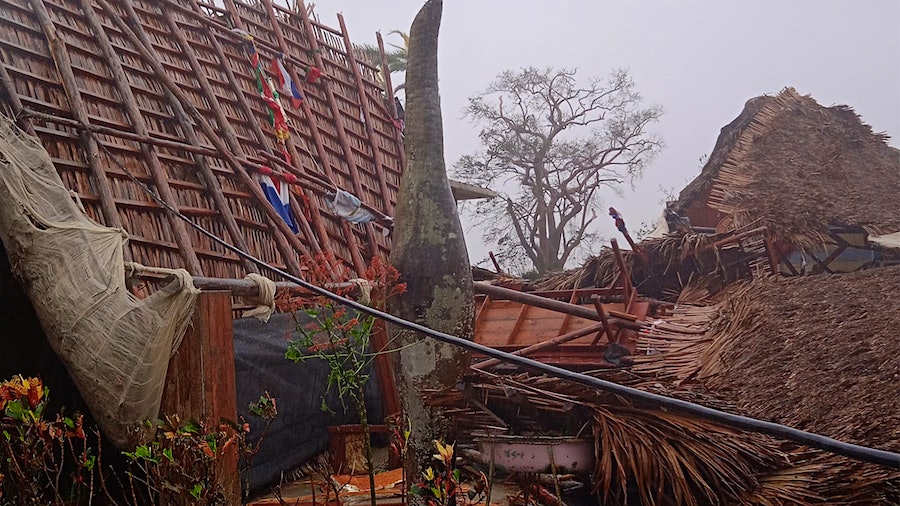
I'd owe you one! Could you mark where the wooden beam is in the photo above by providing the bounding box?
[294,0,381,263]
[610,239,632,300]
[96,0,306,276]
[79,0,204,275]
[27,0,124,233]
[590,297,613,346]
[184,0,327,260]
[376,31,406,168]
[337,13,395,217]
[160,291,240,505]
[158,3,312,264]
[0,62,35,135]
[254,0,368,275]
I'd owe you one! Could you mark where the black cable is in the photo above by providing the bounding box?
[87,126,900,469]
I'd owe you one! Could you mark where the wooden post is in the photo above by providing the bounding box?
[160,291,240,504]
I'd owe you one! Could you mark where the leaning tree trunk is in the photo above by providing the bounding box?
[387,0,474,501]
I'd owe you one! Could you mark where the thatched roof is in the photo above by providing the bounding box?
[0,0,403,280]
[698,265,900,449]
[682,87,900,247]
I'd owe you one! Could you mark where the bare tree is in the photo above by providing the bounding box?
[455,67,663,274]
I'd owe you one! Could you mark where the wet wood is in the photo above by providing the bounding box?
[338,13,395,216]
[160,291,240,505]
[295,0,381,263]
[79,0,204,275]
[97,0,305,275]
[28,0,124,232]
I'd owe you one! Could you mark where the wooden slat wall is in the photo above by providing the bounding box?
[0,0,403,279]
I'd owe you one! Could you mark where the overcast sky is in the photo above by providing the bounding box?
[312,0,900,270]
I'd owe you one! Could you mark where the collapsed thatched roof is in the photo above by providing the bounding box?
[698,265,900,450]
[682,87,900,246]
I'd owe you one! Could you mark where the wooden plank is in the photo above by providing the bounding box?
[472,323,604,370]
[160,291,240,505]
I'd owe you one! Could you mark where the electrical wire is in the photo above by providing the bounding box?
[85,126,900,469]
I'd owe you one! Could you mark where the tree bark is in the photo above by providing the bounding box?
[387,0,474,502]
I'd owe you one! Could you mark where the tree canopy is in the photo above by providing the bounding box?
[454,67,663,274]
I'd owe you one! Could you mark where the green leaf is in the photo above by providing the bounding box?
[285,343,303,362]
[162,448,174,462]
[63,416,75,429]
[190,483,203,500]
[181,419,200,434]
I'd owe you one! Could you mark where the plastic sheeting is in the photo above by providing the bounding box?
[234,313,383,491]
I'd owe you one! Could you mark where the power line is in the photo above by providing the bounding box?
[85,125,900,469]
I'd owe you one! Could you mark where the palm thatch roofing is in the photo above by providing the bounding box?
[678,87,900,247]
[0,0,404,281]
[441,266,900,504]
[695,265,900,450]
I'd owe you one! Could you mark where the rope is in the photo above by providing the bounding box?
[82,123,900,469]
[241,273,277,322]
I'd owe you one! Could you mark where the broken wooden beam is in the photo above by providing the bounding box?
[472,323,605,370]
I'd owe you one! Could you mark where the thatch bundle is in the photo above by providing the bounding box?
[442,266,900,504]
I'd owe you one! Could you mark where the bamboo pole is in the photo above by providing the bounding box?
[376,32,406,168]
[79,0,204,275]
[251,0,368,274]
[337,13,395,216]
[218,0,327,261]
[96,0,306,276]
[159,4,314,262]
[294,0,381,261]
[184,0,327,259]
[28,0,124,233]
[0,62,35,136]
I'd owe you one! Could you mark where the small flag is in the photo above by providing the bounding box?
[270,56,303,108]
[257,169,299,233]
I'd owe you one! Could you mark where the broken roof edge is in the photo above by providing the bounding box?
[450,179,499,200]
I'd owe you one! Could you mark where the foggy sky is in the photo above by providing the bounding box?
[314,0,900,270]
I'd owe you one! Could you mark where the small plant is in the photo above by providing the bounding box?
[280,254,406,504]
[412,439,477,506]
[119,415,237,504]
[0,375,95,504]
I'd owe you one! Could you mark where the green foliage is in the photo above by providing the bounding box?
[0,375,278,505]
[0,375,93,505]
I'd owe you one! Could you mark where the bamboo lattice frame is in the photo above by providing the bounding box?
[0,0,403,280]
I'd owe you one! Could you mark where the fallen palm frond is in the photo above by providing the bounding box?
[533,233,729,300]
[593,405,789,506]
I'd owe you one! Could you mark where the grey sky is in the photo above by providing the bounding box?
[314,0,900,269]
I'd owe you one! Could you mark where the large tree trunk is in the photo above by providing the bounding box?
[387,0,474,500]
